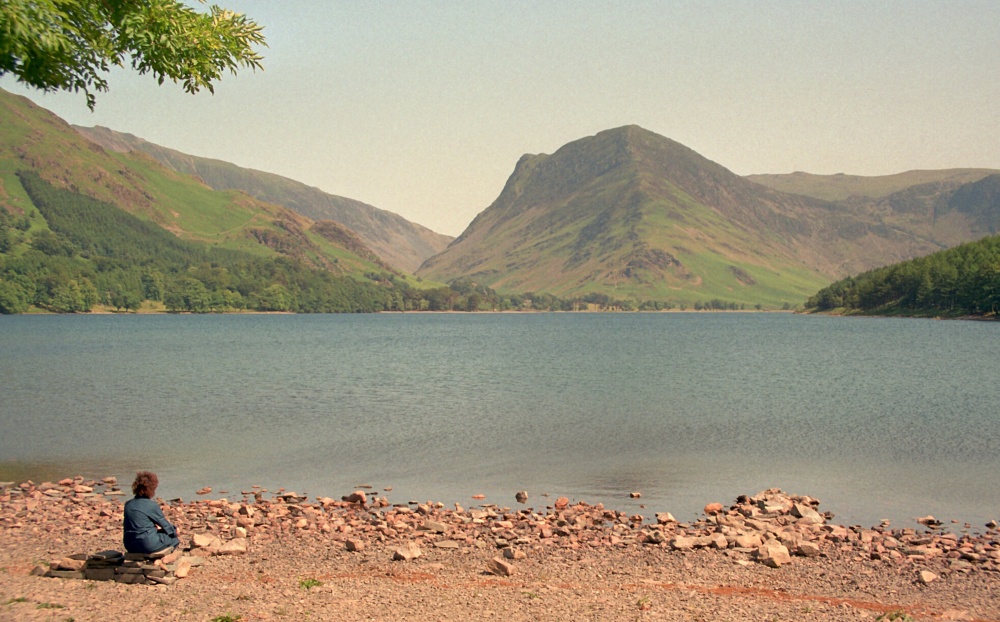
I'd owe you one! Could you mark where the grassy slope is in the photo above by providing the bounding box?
[419,128,830,307]
[74,125,453,273]
[0,88,389,279]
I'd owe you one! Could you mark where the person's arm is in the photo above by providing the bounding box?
[147,501,177,537]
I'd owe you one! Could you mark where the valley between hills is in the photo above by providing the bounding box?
[2,86,999,313]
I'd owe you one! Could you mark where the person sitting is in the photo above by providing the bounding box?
[122,471,180,556]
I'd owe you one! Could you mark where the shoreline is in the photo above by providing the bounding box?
[2,477,998,621]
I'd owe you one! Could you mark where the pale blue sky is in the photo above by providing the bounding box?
[3,1,999,236]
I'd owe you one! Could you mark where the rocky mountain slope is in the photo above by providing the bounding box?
[418,126,999,307]
[74,125,452,273]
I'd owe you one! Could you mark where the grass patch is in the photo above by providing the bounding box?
[299,578,323,590]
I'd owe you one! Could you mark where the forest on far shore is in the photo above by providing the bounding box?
[806,234,1000,317]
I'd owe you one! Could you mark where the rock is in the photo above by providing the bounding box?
[434,540,461,549]
[196,487,212,495]
[917,515,942,527]
[192,533,223,549]
[216,538,248,555]
[342,491,368,506]
[796,542,821,557]
[629,492,642,498]
[792,503,825,524]
[84,567,116,581]
[471,494,486,500]
[735,534,763,549]
[487,557,515,577]
[174,558,192,579]
[655,512,676,524]
[670,536,696,551]
[554,497,569,510]
[515,490,528,503]
[55,557,87,571]
[30,565,48,576]
[704,502,724,515]
[503,548,527,560]
[918,570,939,584]
[345,538,366,552]
[756,543,792,567]
[420,520,448,533]
[392,542,422,561]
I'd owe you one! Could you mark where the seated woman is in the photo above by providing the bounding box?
[122,471,180,555]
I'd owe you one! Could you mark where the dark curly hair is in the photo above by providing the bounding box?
[132,471,159,498]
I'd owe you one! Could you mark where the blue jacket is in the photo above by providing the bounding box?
[123,497,178,554]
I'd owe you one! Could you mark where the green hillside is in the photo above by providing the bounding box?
[419,126,1000,309]
[75,125,453,273]
[0,87,450,313]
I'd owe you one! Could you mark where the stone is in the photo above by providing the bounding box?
[55,557,87,571]
[554,497,569,510]
[342,491,368,506]
[797,542,822,557]
[192,533,223,549]
[515,491,528,503]
[756,543,792,568]
[392,542,422,561]
[917,515,942,527]
[629,492,642,498]
[217,538,248,555]
[503,548,527,560]
[114,573,147,584]
[345,538,366,552]
[670,536,696,551]
[196,487,212,495]
[792,503,825,524]
[44,570,86,580]
[434,540,461,549]
[704,502,724,515]
[30,565,48,576]
[735,534,763,549]
[487,557,515,577]
[655,512,676,524]
[84,567,116,581]
[420,520,448,533]
[174,559,192,578]
[918,570,939,585]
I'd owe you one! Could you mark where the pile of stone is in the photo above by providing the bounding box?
[33,547,204,586]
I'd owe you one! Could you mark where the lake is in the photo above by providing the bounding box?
[1,312,997,529]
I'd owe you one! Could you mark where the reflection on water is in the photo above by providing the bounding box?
[1,313,997,528]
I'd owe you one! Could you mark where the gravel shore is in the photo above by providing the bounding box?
[2,478,997,621]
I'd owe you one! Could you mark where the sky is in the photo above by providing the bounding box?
[3,1,1000,236]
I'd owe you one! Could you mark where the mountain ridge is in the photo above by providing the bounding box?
[419,126,1000,306]
[74,125,453,273]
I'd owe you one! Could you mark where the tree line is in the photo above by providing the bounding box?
[805,234,1000,316]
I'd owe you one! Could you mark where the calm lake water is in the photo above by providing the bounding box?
[1,313,997,529]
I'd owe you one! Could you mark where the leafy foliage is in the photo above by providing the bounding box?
[806,235,1000,317]
[0,0,265,109]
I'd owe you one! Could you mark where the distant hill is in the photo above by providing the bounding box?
[74,126,452,273]
[747,169,996,202]
[418,126,1000,307]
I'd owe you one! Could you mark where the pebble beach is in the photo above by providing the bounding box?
[1,477,998,621]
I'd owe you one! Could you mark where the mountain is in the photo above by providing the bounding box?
[0,87,410,313]
[74,126,452,273]
[417,126,1000,307]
